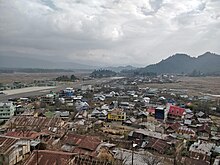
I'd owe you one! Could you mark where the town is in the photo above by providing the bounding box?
[0,73,220,165]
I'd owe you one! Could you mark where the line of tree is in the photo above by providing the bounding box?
[90,69,117,78]
[55,74,78,81]
[120,69,157,77]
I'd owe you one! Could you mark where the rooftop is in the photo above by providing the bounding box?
[0,135,18,154]
[24,150,75,165]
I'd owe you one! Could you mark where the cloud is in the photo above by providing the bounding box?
[0,0,220,67]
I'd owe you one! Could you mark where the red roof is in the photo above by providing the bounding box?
[62,133,101,157]
[168,105,185,117]
[146,138,169,154]
[167,122,181,131]
[147,108,155,114]
[0,136,18,154]
[24,150,75,165]
[5,131,40,139]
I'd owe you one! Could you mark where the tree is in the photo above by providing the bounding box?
[55,74,78,82]
[90,69,117,78]
[70,74,78,81]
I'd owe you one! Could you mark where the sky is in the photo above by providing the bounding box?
[0,0,220,67]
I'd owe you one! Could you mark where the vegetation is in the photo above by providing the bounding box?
[120,69,157,77]
[189,70,204,77]
[55,74,78,81]
[91,69,117,78]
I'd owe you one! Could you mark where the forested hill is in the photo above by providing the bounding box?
[139,52,220,75]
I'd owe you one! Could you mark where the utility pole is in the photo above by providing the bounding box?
[131,140,136,165]
[37,149,38,165]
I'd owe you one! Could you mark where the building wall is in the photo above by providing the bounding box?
[155,109,165,120]
[8,140,31,165]
[107,113,126,121]
[0,102,15,122]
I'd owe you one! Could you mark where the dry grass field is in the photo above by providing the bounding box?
[139,76,220,96]
[1,73,220,96]
[0,72,89,84]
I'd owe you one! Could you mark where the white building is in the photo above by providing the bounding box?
[0,102,15,122]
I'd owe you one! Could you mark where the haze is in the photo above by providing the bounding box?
[0,0,220,67]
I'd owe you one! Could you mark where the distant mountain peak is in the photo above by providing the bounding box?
[200,51,217,57]
[140,52,220,74]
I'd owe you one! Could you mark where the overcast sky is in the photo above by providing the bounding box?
[0,0,220,67]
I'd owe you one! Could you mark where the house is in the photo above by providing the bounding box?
[166,122,181,133]
[107,108,126,121]
[55,111,70,118]
[91,108,107,120]
[167,105,185,120]
[128,129,168,141]
[119,102,130,110]
[137,111,148,120]
[93,94,105,102]
[0,135,30,165]
[59,88,74,98]
[81,84,93,92]
[4,116,66,134]
[75,100,89,111]
[189,141,215,163]
[196,111,206,118]
[181,157,210,165]
[75,110,88,119]
[176,126,196,139]
[0,102,15,123]
[142,97,150,104]
[197,118,212,124]
[147,107,155,116]
[197,124,211,140]
[184,119,192,125]
[154,106,168,121]
[145,138,170,154]
[41,93,57,105]
[5,130,41,140]
[123,117,137,126]
[61,133,101,157]
[24,150,75,165]
[185,113,194,119]
[15,105,26,116]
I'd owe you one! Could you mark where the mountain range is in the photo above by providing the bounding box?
[0,52,220,75]
[137,52,220,75]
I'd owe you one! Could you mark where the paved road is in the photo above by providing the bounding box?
[0,77,122,102]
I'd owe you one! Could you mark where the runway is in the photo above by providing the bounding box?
[0,77,124,102]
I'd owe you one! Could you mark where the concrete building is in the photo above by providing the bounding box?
[41,93,57,105]
[107,108,126,121]
[154,106,168,121]
[0,102,15,123]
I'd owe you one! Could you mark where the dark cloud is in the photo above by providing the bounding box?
[0,0,219,66]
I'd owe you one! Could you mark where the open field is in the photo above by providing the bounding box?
[1,72,220,97]
[0,71,90,84]
[139,76,220,96]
